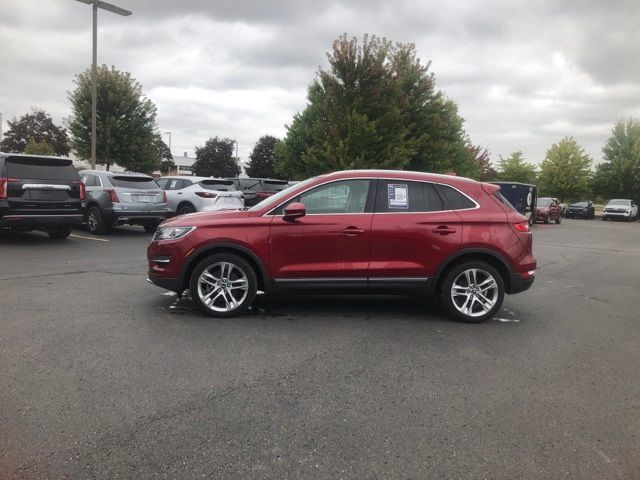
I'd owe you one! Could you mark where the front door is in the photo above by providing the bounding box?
[268,179,375,291]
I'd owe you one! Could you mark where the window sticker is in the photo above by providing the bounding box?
[388,183,408,209]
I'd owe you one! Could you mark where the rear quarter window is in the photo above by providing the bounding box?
[439,185,476,210]
[109,176,158,189]
[7,157,79,181]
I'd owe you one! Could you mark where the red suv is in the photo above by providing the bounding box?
[147,170,536,322]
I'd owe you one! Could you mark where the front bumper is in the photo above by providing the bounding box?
[566,210,590,218]
[147,274,182,292]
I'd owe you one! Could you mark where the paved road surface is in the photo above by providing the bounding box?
[1,220,638,479]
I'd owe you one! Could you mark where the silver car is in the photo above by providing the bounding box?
[80,170,171,234]
[156,176,245,215]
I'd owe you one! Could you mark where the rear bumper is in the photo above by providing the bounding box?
[109,211,170,224]
[508,272,535,294]
[0,213,83,228]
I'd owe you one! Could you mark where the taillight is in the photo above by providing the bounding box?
[195,192,217,198]
[71,180,86,200]
[513,222,530,233]
[162,190,168,203]
[0,177,20,199]
[106,188,120,203]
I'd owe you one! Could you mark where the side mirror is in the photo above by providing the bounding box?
[283,202,306,221]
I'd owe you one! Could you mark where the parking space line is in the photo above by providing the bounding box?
[70,234,110,242]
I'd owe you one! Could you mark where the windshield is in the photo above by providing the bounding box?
[570,201,588,206]
[608,199,630,206]
[110,176,158,189]
[537,198,551,207]
[248,176,321,211]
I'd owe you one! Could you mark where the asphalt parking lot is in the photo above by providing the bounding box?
[1,219,639,479]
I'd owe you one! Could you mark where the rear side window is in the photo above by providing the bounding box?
[375,180,444,213]
[109,176,158,189]
[7,157,78,181]
[200,180,236,191]
[439,185,476,210]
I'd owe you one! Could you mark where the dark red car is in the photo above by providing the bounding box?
[147,170,536,323]
[535,197,562,224]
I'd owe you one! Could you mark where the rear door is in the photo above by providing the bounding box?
[4,156,83,217]
[368,179,462,290]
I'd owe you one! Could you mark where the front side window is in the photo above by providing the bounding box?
[272,179,371,215]
[375,180,444,213]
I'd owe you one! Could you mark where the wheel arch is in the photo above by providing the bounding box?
[181,243,269,294]
[431,248,514,296]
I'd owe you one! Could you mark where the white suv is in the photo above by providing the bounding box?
[602,199,638,222]
[157,176,244,215]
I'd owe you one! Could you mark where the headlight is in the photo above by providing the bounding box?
[153,226,195,241]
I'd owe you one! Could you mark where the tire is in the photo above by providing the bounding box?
[439,260,505,323]
[86,206,108,234]
[189,253,258,318]
[555,216,561,224]
[544,217,550,224]
[602,216,607,221]
[144,222,159,233]
[177,203,196,215]
[48,226,72,240]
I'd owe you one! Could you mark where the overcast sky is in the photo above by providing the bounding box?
[1,0,638,167]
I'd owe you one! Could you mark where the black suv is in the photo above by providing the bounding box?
[226,178,289,207]
[0,153,85,239]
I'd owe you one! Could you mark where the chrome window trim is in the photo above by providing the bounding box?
[264,176,479,217]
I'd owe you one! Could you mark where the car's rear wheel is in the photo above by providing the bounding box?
[48,226,72,240]
[189,253,257,318]
[87,206,108,234]
[439,261,505,323]
[544,216,550,224]
[177,203,196,215]
[555,216,561,224]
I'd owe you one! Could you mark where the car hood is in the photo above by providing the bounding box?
[160,209,257,227]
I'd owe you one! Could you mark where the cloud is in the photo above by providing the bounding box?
[1,0,639,165]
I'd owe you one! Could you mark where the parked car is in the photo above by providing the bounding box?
[1,153,85,239]
[226,178,289,207]
[147,170,536,323]
[602,199,638,221]
[535,197,561,224]
[80,170,171,234]
[156,176,244,215]
[490,182,537,225]
[566,200,595,219]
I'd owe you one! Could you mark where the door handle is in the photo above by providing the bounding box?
[340,226,365,235]
[431,226,456,235]
[177,192,182,195]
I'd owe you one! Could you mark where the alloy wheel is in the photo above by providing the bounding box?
[196,262,249,313]
[450,268,499,318]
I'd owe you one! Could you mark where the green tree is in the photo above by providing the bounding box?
[24,138,55,155]
[592,119,640,202]
[468,145,496,181]
[246,135,280,178]
[0,108,70,155]
[68,65,160,173]
[193,137,240,177]
[496,151,538,184]
[275,34,478,179]
[538,137,592,202]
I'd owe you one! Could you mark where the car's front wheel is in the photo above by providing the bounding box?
[439,261,505,323]
[555,215,561,224]
[189,253,257,317]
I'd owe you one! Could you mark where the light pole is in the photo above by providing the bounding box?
[164,131,172,153]
[75,0,132,169]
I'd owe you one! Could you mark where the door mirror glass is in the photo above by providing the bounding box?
[283,202,306,221]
